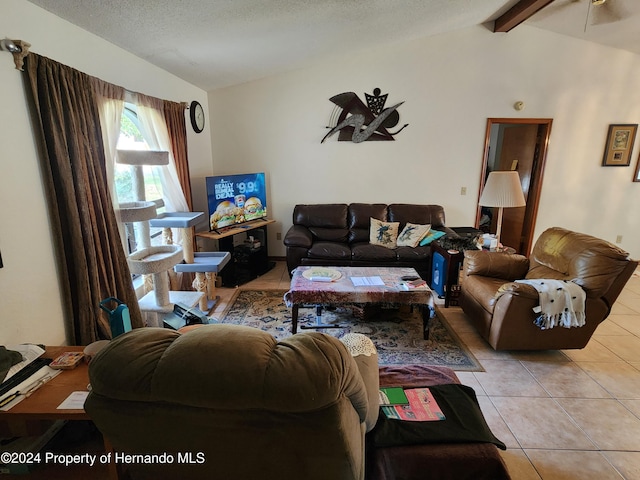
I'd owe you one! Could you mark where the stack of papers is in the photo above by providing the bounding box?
[351,276,385,286]
[0,344,60,411]
[3,344,45,382]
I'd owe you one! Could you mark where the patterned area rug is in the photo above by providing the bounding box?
[216,290,483,371]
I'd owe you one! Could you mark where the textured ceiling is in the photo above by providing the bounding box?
[24,0,640,91]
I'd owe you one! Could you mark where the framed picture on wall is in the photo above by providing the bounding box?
[602,124,637,166]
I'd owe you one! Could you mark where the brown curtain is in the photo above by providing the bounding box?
[163,100,193,210]
[163,99,198,277]
[23,53,143,345]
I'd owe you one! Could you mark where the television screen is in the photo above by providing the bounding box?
[206,172,267,230]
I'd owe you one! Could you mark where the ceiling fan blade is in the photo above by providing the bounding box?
[529,0,583,21]
[591,0,626,25]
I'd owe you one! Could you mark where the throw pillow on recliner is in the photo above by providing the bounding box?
[370,218,400,249]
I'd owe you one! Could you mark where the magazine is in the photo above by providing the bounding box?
[382,387,445,422]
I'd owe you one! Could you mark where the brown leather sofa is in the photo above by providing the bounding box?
[85,325,379,480]
[460,227,638,350]
[284,203,456,279]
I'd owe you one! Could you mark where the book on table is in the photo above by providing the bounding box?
[400,278,428,290]
[379,387,409,406]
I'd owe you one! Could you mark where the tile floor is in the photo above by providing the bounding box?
[216,261,640,480]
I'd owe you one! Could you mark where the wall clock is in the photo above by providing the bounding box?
[190,100,205,133]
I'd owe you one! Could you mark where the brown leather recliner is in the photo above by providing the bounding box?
[460,227,638,350]
[85,325,379,480]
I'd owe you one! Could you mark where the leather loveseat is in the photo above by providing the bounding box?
[85,325,379,480]
[284,203,456,280]
[460,227,638,350]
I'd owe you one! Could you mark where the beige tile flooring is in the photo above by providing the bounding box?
[214,261,640,479]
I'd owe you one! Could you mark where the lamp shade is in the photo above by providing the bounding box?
[478,171,526,208]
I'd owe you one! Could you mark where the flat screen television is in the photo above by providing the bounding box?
[206,172,268,231]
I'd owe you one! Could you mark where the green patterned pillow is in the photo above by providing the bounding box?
[370,218,400,249]
[397,223,431,248]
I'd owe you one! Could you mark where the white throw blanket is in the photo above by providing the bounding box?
[515,279,586,330]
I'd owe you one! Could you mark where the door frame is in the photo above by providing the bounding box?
[475,118,553,255]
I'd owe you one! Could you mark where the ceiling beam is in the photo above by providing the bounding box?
[493,0,556,32]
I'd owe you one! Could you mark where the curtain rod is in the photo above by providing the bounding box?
[3,37,190,108]
[1,37,31,70]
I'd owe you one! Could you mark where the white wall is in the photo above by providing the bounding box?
[208,25,640,260]
[0,0,213,345]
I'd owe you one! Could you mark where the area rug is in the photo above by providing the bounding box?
[215,290,483,371]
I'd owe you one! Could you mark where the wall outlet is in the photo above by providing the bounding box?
[276,232,282,240]
[616,235,623,244]
[460,187,467,195]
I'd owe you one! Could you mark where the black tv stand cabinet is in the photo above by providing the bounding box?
[196,219,275,287]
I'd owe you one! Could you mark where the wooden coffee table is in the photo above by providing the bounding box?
[285,266,434,339]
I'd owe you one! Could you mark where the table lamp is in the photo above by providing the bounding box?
[478,171,526,246]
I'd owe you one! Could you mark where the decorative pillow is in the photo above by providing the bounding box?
[370,218,400,249]
[397,223,431,248]
[418,229,447,246]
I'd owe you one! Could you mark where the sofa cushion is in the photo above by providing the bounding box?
[308,227,349,243]
[388,204,446,229]
[397,223,431,247]
[462,275,507,313]
[348,204,388,243]
[308,241,352,260]
[294,203,348,228]
[528,227,632,298]
[464,251,529,281]
[395,245,431,262]
[370,218,400,249]
[352,243,398,262]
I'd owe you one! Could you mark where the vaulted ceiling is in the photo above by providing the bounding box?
[25,0,640,91]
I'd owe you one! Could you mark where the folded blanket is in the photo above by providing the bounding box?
[515,279,586,329]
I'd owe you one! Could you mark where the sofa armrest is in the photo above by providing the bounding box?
[283,225,313,248]
[495,281,540,301]
[463,250,529,281]
[434,226,459,238]
[340,333,379,432]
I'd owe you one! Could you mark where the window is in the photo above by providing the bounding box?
[115,103,165,253]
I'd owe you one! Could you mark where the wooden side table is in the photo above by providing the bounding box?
[0,346,121,479]
[430,242,464,308]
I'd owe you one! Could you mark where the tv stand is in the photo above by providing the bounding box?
[196,219,275,287]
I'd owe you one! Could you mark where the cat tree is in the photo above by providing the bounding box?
[150,212,230,312]
[116,150,203,326]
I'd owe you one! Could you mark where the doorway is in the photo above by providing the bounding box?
[476,118,553,255]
